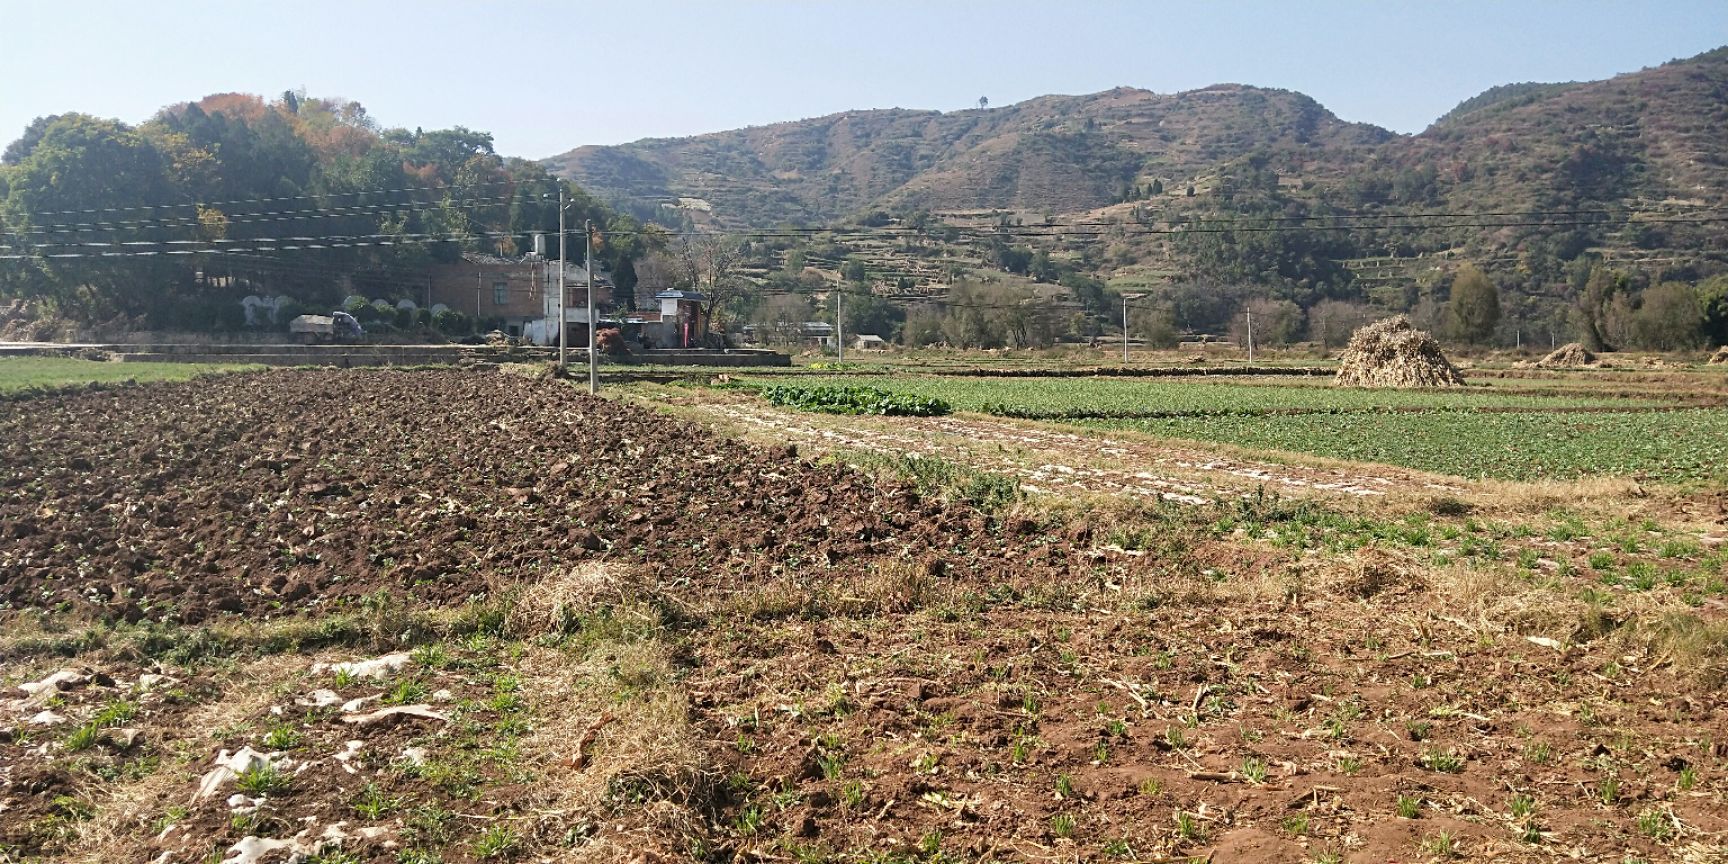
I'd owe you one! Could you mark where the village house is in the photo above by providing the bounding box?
[427,252,611,344]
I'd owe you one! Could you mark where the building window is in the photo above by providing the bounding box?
[492,281,508,306]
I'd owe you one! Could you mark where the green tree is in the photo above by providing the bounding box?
[1573,265,1626,351]
[841,258,868,284]
[827,288,905,342]
[1235,298,1305,346]
[2,115,62,165]
[1631,282,1705,350]
[1698,274,1728,347]
[2,114,182,318]
[1446,263,1501,343]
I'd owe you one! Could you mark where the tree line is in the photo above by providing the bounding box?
[0,91,650,331]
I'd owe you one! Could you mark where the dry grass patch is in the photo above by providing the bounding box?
[508,563,649,632]
[65,656,304,862]
[509,564,714,858]
[1470,474,1657,521]
[517,641,715,860]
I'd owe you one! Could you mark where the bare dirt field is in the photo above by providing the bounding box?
[2,369,1725,864]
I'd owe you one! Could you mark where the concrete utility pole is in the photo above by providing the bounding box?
[836,273,845,363]
[1246,307,1255,363]
[1121,292,1145,365]
[585,220,597,394]
[557,188,567,371]
[1122,295,1130,365]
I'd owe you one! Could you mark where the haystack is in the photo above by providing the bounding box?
[1709,346,1728,366]
[1537,342,1597,368]
[1334,316,1465,388]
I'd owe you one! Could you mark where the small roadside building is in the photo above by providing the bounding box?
[639,290,707,349]
[801,321,835,349]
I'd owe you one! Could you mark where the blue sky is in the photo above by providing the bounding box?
[1,1,1724,159]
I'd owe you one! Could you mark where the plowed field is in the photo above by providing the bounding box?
[0,369,1089,626]
[2,369,1725,864]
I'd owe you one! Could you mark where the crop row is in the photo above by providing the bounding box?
[760,383,951,416]
[744,374,1659,418]
[1082,409,1728,484]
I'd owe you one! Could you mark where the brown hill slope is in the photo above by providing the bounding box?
[1410,47,1728,234]
[548,47,1728,265]
[544,86,1391,226]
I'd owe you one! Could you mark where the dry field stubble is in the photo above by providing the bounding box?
[1,368,1725,863]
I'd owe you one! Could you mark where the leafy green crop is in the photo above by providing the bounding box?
[741,374,1655,419]
[761,384,950,417]
[1084,409,1728,484]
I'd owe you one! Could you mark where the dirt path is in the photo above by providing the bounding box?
[662,393,1467,507]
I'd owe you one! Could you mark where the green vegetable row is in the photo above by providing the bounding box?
[760,384,951,417]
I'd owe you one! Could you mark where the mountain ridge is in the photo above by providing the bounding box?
[547,47,1728,281]
[544,83,1395,225]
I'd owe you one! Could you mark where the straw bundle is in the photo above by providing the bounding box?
[1335,316,1465,388]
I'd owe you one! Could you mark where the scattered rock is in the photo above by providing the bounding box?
[136,673,177,691]
[340,693,384,713]
[103,727,143,750]
[294,689,342,708]
[340,704,449,727]
[332,740,366,774]
[224,822,388,864]
[197,747,281,800]
[18,667,95,697]
[311,652,412,681]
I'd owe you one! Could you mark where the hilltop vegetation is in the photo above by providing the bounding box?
[1430,81,1583,127]
[0,92,650,329]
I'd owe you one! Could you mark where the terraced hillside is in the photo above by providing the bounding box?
[548,47,1728,267]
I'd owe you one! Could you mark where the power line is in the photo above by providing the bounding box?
[7,176,561,220]
[13,210,1728,260]
[0,195,524,238]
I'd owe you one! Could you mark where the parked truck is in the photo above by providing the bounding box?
[289,311,365,344]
